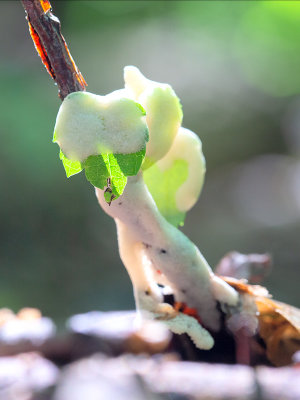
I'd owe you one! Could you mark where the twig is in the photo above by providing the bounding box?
[21,0,87,100]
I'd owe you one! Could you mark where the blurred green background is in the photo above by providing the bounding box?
[1,1,300,326]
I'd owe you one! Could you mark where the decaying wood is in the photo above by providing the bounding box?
[3,352,300,400]
[1,306,300,398]
[21,0,87,100]
[0,310,171,363]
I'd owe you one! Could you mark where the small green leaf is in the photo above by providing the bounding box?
[143,159,189,227]
[59,150,83,178]
[102,153,127,197]
[83,153,126,201]
[84,148,146,203]
[114,147,146,176]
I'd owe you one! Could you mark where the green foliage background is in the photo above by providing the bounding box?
[0,1,300,325]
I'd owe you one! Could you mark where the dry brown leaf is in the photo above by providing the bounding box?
[256,297,300,366]
[222,276,300,366]
[222,276,270,298]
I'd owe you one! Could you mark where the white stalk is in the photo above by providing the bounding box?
[54,66,239,350]
[96,173,238,333]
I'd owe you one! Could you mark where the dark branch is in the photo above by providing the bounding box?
[21,0,87,100]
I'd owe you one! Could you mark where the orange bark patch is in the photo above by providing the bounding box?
[40,0,51,13]
[63,41,87,88]
[174,302,202,324]
[28,21,55,79]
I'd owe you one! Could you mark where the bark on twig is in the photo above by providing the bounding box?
[21,0,87,100]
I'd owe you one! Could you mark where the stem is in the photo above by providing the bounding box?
[96,173,221,331]
[21,0,87,100]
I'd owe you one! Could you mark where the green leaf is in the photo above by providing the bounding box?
[143,159,189,227]
[114,147,146,176]
[84,154,126,197]
[83,148,146,202]
[59,150,83,178]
